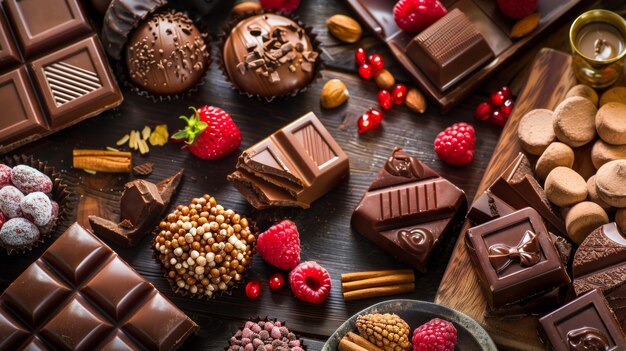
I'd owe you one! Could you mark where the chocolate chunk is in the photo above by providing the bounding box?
[269,71,280,83]
[539,289,626,351]
[300,61,312,73]
[89,169,183,246]
[133,162,154,176]
[228,112,349,209]
[466,207,570,309]
[0,222,198,350]
[351,147,466,273]
[467,191,516,225]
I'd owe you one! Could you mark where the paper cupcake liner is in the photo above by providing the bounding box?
[217,11,324,102]
[113,8,212,102]
[151,219,258,300]
[0,155,75,255]
[224,317,308,351]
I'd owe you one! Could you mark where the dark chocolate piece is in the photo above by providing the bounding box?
[0,9,19,70]
[30,35,122,128]
[572,222,626,330]
[133,162,154,176]
[405,9,493,91]
[539,289,626,351]
[351,147,466,272]
[473,152,566,236]
[89,169,183,246]
[228,112,349,209]
[102,0,168,60]
[222,13,318,99]
[3,0,91,58]
[466,207,570,308]
[0,222,198,350]
[125,10,209,95]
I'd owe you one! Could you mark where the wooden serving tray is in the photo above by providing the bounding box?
[435,48,577,350]
[345,0,582,112]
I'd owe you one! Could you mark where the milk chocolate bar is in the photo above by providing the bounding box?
[351,147,466,272]
[0,222,198,350]
[539,289,626,351]
[345,0,581,111]
[466,207,570,309]
[0,0,122,153]
[573,222,626,330]
[228,112,349,209]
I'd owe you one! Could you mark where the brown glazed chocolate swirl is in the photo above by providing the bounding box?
[397,228,433,255]
[384,146,424,178]
[567,327,610,351]
[488,230,541,274]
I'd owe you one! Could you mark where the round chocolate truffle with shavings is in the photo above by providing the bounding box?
[0,155,74,255]
[153,194,258,300]
[126,10,210,96]
[226,318,307,351]
[220,12,323,101]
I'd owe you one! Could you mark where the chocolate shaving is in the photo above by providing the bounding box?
[133,162,154,176]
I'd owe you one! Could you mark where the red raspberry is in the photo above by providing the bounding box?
[259,0,300,13]
[257,220,300,270]
[289,261,331,304]
[393,0,447,33]
[434,122,475,166]
[412,318,457,351]
[496,0,537,19]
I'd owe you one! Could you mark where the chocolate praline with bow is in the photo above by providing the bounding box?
[466,207,570,309]
[351,147,467,273]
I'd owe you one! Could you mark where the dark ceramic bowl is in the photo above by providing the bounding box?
[323,299,497,351]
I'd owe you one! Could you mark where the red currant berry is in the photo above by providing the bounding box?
[358,63,374,79]
[378,90,393,110]
[357,108,383,134]
[368,54,384,73]
[355,48,367,66]
[245,280,261,299]
[500,86,511,100]
[391,84,407,105]
[269,273,285,290]
[489,109,506,127]
[501,99,514,117]
[474,102,492,121]
[490,91,505,106]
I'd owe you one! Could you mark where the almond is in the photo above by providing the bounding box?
[326,14,362,43]
[405,88,427,113]
[511,13,540,39]
[232,2,262,16]
[374,69,395,90]
[320,79,349,108]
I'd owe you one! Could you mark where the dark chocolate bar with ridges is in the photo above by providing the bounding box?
[0,222,198,350]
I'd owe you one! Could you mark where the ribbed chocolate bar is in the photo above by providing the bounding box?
[0,222,198,350]
[405,9,493,91]
[351,147,466,273]
[228,112,349,209]
[0,0,122,153]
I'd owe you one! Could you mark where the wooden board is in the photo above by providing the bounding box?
[434,48,577,350]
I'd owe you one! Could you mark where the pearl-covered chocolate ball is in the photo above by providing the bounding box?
[126,10,209,95]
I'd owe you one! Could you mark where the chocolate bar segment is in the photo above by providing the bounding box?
[351,147,466,272]
[405,9,494,91]
[466,207,570,309]
[228,112,349,209]
[0,68,48,145]
[539,289,626,351]
[0,9,19,69]
[30,35,122,128]
[0,222,198,350]
[3,0,91,58]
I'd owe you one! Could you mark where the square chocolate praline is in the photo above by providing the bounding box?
[539,289,626,351]
[466,207,570,308]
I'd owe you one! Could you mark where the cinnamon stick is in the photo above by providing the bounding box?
[341,269,414,282]
[73,149,132,158]
[341,272,414,292]
[73,149,132,173]
[345,332,384,351]
[339,337,368,351]
[343,283,415,302]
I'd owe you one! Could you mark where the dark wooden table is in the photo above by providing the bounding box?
[0,1,619,350]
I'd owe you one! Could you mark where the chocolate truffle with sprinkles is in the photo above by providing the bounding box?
[126,10,209,95]
[222,13,319,99]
